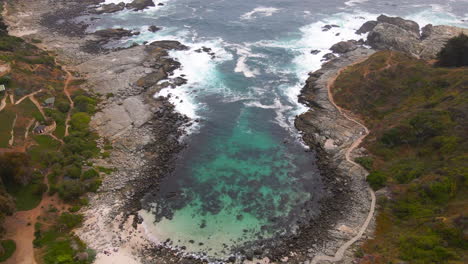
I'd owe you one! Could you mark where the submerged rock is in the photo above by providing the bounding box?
[148,25,161,32]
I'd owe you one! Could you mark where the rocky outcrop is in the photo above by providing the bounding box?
[125,0,155,11]
[366,15,468,59]
[94,2,126,14]
[330,40,359,54]
[376,15,420,36]
[93,28,140,39]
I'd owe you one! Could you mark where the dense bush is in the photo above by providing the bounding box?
[436,33,468,67]
[58,213,83,230]
[366,171,387,190]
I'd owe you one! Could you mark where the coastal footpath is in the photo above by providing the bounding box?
[296,15,468,263]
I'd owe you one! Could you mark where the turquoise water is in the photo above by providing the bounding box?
[90,0,468,259]
[141,102,322,257]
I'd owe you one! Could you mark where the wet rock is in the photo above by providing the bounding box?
[310,49,320,55]
[321,53,336,61]
[149,40,189,50]
[94,28,139,39]
[322,24,339,32]
[172,77,188,86]
[356,20,377,34]
[126,0,155,11]
[94,2,125,14]
[148,25,161,32]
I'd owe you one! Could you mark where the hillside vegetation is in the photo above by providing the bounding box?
[0,8,107,262]
[332,50,467,263]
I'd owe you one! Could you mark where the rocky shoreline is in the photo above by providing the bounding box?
[4,0,468,263]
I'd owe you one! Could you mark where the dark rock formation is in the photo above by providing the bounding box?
[330,40,359,54]
[148,25,161,32]
[94,2,125,14]
[94,28,139,39]
[366,15,468,59]
[322,53,337,61]
[376,15,420,36]
[356,21,377,35]
[126,0,155,11]
[149,40,188,50]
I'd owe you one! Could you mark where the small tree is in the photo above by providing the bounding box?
[436,33,468,67]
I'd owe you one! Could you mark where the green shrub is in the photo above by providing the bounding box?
[423,177,456,204]
[355,156,373,171]
[0,240,16,262]
[82,169,99,180]
[74,95,97,114]
[367,171,387,190]
[58,180,85,202]
[56,101,70,113]
[70,112,91,132]
[58,213,83,230]
[399,233,457,263]
[436,33,468,67]
[64,165,82,179]
[391,159,425,184]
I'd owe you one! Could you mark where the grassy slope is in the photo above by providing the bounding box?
[333,51,468,263]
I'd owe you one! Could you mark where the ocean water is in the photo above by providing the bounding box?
[87,0,468,260]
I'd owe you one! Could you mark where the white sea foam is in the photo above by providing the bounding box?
[344,0,369,7]
[234,46,263,78]
[156,39,232,120]
[240,7,281,20]
[406,8,468,27]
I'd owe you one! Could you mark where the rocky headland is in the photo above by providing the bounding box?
[295,15,467,263]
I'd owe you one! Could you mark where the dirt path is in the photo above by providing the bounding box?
[8,114,17,147]
[56,58,75,137]
[311,61,376,264]
[0,93,7,112]
[14,89,43,106]
[3,177,66,264]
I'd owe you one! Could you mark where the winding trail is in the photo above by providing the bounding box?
[311,62,376,264]
[54,58,75,137]
[14,89,43,106]
[0,92,7,112]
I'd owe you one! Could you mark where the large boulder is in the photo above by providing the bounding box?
[376,15,420,36]
[126,0,155,11]
[330,40,359,53]
[94,2,125,14]
[367,23,421,56]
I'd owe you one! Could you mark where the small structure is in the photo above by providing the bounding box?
[34,125,47,134]
[43,97,55,107]
[0,84,5,92]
